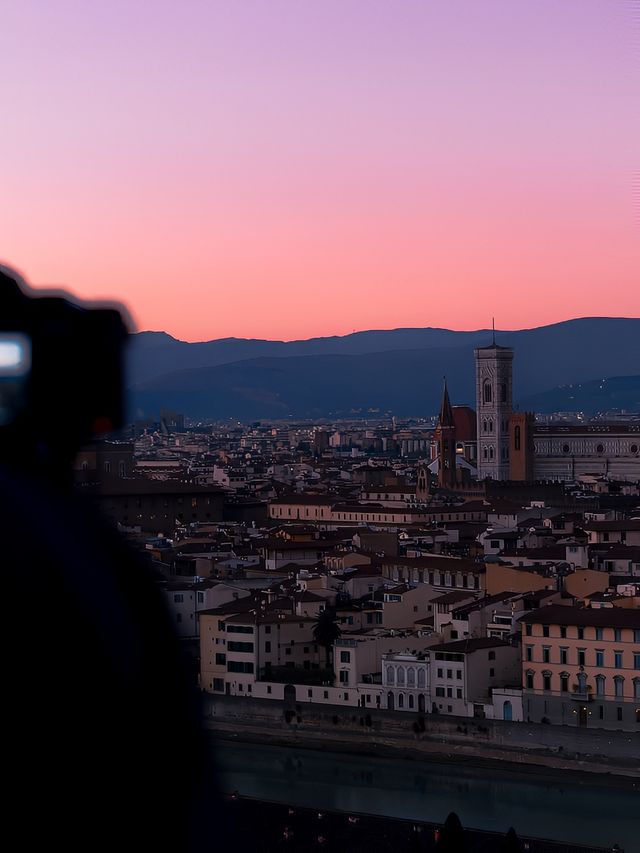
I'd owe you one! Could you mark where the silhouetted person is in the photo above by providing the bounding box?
[0,266,220,852]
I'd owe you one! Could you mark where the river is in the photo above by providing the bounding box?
[213,739,638,850]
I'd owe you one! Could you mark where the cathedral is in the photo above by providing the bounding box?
[427,339,639,487]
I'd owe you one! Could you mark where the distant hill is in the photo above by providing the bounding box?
[520,375,640,414]
[126,318,640,420]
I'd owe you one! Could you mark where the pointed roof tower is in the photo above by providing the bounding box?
[439,377,455,428]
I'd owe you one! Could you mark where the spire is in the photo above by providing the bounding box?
[492,317,496,346]
[439,377,455,427]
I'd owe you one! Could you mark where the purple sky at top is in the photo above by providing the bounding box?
[1,0,638,341]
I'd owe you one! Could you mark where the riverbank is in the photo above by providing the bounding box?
[206,717,640,783]
[223,795,617,853]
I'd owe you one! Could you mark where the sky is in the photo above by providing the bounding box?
[1,0,639,341]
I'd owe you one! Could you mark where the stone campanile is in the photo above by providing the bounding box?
[475,342,513,480]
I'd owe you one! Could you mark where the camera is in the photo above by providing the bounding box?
[0,265,129,479]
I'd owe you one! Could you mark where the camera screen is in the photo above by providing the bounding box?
[0,334,31,425]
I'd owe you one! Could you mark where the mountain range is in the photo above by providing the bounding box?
[126,318,640,420]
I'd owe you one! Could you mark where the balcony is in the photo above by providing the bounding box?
[570,689,593,702]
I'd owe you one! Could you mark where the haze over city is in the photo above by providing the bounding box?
[2,0,639,341]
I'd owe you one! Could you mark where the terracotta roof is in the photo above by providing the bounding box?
[518,604,640,628]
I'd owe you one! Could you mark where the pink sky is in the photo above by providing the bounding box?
[1,1,639,341]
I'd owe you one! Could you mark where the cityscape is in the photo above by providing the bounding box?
[2,1,639,851]
[78,335,639,850]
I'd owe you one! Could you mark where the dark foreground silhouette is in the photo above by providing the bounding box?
[0,266,222,852]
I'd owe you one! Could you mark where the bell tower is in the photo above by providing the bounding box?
[434,379,457,489]
[475,339,513,480]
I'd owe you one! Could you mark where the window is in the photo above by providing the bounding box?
[437,668,443,678]
[500,382,507,402]
[397,668,405,686]
[435,687,445,697]
[173,594,183,603]
[386,666,395,685]
[542,647,550,664]
[525,624,532,636]
[634,679,640,700]
[456,670,462,680]
[577,648,586,667]
[560,647,568,665]
[617,707,623,721]
[614,651,623,669]
[483,381,492,403]
[525,671,534,690]
[560,626,566,639]
[596,650,604,667]
[488,651,496,661]
[595,627,603,641]
[490,668,495,678]
[228,661,254,674]
[560,673,569,692]
[339,670,349,684]
[407,667,416,687]
[456,689,462,699]
[265,642,271,653]
[215,653,226,665]
[542,626,549,638]
[596,675,606,697]
[577,627,584,640]
[543,673,551,691]
[614,628,622,642]
[514,425,521,451]
[197,592,204,604]
[340,651,351,663]
[614,676,624,698]
[228,641,253,653]
[634,653,640,671]
[447,669,453,679]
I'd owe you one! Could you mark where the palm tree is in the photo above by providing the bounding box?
[313,607,341,668]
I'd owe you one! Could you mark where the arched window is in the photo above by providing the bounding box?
[386,666,395,685]
[488,419,493,433]
[483,381,492,404]
[595,675,606,697]
[398,693,404,709]
[483,447,488,460]
[417,668,426,688]
[81,460,89,471]
[489,446,494,460]
[408,694,414,709]
[577,672,587,692]
[397,667,405,686]
[514,425,521,451]
[525,669,534,689]
[407,667,416,687]
[104,461,111,473]
[614,676,624,698]
[560,672,569,692]
[633,678,640,700]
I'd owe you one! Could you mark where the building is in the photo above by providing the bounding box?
[532,423,640,482]
[519,604,640,730]
[475,341,514,480]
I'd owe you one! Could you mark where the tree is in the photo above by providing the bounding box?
[312,607,341,667]
[503,827,520,853]
[436,812,467,853]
